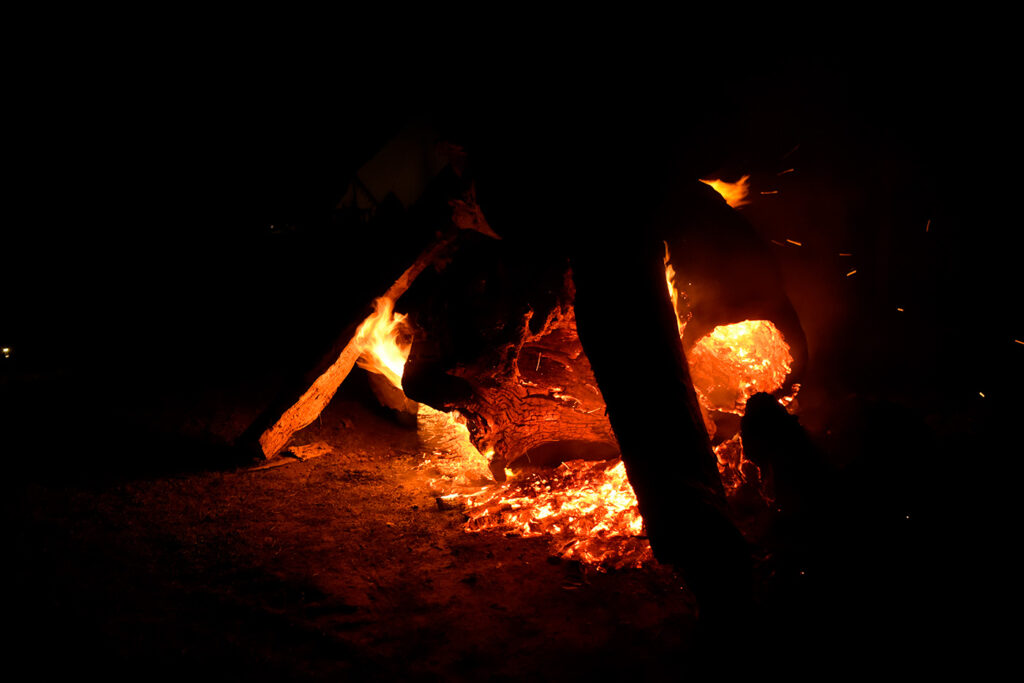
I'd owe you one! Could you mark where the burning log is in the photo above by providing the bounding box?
[402,235,619,481]
[238,233,459,459]
[571,223,753,626]
[661,181,807,397]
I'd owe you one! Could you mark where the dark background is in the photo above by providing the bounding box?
[4,44,1020,470]
[6,46,1019,370]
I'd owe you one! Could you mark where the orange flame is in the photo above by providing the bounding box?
[664,243,685,335]
[700,175,751,208]
[355,297,411,389]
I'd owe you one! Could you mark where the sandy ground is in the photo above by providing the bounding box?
[4,353,1002,680]
[8,389,710,681]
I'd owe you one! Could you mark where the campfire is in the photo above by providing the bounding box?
[6,58,988,677]
[303,177,803,570]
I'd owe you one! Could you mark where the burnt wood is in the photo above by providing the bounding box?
[570,200,754,630]
[237,233,459,459]
[402,235,618,481]
[661,182,808,395]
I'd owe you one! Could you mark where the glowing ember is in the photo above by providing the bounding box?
[443,459,652,570]
[713,434,770,499]
[417,412,652,569]
[360,303,653,569]
[687,320,794,415]
[701,176,751,208]
[355,297,411,389]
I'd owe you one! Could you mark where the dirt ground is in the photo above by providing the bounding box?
[4,362,1001,680]
[7,385,714,681]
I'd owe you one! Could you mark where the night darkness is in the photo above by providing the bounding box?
[3,41,1020,677]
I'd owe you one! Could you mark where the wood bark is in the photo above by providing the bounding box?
[570,217,753,628]
[401,237,618,480]
[447,298,618,480]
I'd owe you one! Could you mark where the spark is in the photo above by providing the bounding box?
[897,308,904,312]
[979,392,986,398]
[838,252,852,257]
[771,240,785,246]
[786,239,802,246]
[536,352,543,372]
[760,190,779,195]
[1015,339,1024,345]
[1,347,9,358]
[846,269,857,277]
[777,168,795,175]
[925,219,931,233]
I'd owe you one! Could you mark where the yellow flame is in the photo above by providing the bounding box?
[355,297,411,389]
[700,175,751,208]
[664,243,684,335]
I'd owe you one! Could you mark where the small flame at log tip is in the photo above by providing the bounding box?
[355,297,412,389]
[700,176,751,208]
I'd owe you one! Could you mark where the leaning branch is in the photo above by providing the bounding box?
[254,234,457,459]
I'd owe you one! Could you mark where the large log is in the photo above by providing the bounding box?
[661,181,808,395]
[445,294,618,480]
[402,236,619,481]
[463,134,757,626]
[571,226,752,626]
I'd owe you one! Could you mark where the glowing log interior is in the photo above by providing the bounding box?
[687,319,794,415]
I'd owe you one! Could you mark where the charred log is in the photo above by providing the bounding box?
[571,226,753,626]
[402,235,619,481]
[660,181,808,396]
